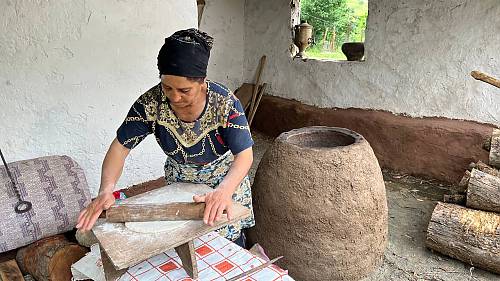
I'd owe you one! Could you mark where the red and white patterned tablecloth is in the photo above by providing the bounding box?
[118,231,295,281]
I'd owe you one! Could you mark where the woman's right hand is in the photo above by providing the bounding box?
[76,192,116,231]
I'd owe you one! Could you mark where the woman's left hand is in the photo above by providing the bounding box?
[193,186,234,226]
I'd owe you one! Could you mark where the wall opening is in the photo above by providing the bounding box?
[295,0,368,61]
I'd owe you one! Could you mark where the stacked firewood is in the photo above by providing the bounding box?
[426,129,500,274]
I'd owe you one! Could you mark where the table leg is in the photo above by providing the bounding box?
[175,240,198,279]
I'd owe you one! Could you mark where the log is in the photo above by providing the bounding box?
[16,235,88,281]
[443,194,466,204]
[483,136,491,152]
[426,202,500,274]
[468,160,500,178]
[467,169,500,213]
[457,170,471,192]
[489,129,500,169]
[0,260,24,281]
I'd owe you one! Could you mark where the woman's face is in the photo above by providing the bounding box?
[160,75,206,108]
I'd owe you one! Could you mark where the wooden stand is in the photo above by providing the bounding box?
[16,235,88,281]
[93,183,251,276]
[426,202,500,274]
[466,169,500,213]
[174,240,198,279]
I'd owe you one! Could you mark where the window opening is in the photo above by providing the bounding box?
[299,0,368,61]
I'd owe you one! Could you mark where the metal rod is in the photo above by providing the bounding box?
[226,256,283,281]
[0,148,16,186]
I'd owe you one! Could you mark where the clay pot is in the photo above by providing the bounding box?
[248,126,388,281]
[341,42,365,61]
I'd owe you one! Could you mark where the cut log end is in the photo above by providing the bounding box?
[426,202,500,275]
[16,235,88,281]
[466,169,500,213]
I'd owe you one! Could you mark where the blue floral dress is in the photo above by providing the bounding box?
[116,81,255,241]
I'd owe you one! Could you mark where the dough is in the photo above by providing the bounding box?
[124,189,196,234]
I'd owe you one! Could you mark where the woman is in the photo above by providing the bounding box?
[76,29,254,247]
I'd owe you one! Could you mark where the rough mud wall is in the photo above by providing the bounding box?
[0,0,197,195]
[252,95,495,184]
[200,0,245,91]
[244,0,500,125]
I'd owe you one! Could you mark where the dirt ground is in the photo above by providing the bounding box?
[249,131,499,281]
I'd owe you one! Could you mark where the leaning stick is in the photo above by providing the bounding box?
[471,70,500,89]
[248,83,268,126]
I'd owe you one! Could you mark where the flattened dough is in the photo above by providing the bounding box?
[124,189,196,234]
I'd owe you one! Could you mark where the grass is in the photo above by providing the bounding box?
[304,45,347,60]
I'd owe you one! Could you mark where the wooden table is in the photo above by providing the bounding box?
[92,183,251,279]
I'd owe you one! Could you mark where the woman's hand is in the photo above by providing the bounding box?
[76,192,116,231]
[193,186,234,226]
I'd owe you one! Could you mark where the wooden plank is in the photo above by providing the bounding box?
[0,260,24,281]
[106,202,207,222]
[489,129,500,169]
[174,241,198,279]
[92,183,251,270]
[467,169,500,213]
[234,83,255,112]
[426,202,500,274]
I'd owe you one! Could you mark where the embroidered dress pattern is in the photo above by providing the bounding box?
[116,80,255,240]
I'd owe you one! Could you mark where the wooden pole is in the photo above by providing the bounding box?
[249,56,266,120]
[248,83,268,126]
[106,202,207,222]
[471,71,500,89]
[466,169,500,213]
[426,202,500,274]
[197,0,206,28]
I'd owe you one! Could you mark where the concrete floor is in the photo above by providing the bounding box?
[249,131,499,281]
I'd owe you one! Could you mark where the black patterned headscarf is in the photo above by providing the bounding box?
[157,28,214,78]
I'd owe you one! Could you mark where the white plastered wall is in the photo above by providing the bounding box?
[0,0,197,195]
[200,0,245,91]
[244,0,500,125]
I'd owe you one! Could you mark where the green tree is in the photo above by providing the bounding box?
[301,0,367,50]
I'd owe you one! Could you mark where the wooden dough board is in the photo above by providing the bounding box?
[92,182,251,270]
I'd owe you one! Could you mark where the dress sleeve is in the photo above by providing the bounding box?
[116,98,153,149]
[220,97,254,155]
